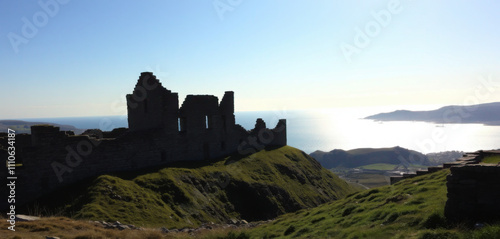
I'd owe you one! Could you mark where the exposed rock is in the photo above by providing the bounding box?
[156,219,272,234]
[94,220,139,230]
[228,218,238,224]
[117,224,130,230]
[16,214,41,221]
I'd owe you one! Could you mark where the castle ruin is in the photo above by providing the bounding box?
[0,72,287,210]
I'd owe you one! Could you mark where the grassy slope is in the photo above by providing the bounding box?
[482,155,500,164]
[5,163,500,239]
[46,146,355,228]
[341,173,390,189]
[0,216,249,239]
[312,147,430,169]
[248,169,500,239]
[359,163,397,170]
[347,148,398,155]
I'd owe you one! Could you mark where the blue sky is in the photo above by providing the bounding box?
[1,0,499,118]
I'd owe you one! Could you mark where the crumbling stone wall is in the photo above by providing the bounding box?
[0,72,287,210]
[445,164,500,222]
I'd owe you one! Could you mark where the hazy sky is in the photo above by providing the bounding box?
[1,0,499,118]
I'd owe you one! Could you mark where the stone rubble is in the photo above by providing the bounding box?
[93,219,271,234]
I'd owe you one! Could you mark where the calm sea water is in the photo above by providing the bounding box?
[22,108,500,154]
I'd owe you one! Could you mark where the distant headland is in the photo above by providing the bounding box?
[0,120,84,134]
[364,102,500,125]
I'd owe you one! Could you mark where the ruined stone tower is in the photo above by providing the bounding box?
[0,72,287,210]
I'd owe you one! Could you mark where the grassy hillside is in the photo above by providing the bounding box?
[311,146,431,169]
[28,146,356,228]
[359,163,398,170]
[247,169,500,239]
[482,155,500,164]
[0,216,256,239]
[6,162,500,239]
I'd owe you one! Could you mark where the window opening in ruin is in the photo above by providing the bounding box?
[221,141,226,151]
[205,115,209,129]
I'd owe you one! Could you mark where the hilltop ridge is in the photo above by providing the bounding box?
[311,146,431,169]
[21,146,357,228]
[0,119,83,134]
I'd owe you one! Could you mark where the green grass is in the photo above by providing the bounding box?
[359,163,397,170]
[346,173,390,188]
[39,146,357,228]
[347,148,397,155]
[248,169,456,238]
[482,155,500,164]
[244,168,500,239]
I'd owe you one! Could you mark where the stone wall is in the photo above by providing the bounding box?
[445,164,500,222]
[389,152,482,185]
[0,72,287,210]
[388,149,500,223]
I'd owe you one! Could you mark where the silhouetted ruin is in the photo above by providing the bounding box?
[0,72,286,210]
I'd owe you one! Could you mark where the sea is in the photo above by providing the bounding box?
[21,107,500,154]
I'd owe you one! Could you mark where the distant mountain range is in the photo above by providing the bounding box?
[310,146,432,169]
[0,120,84,134]
[364,102,500,125]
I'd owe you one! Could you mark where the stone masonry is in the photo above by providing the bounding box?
[389,150,500,223]
[0,72,287,210]
[445,159,500,222]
